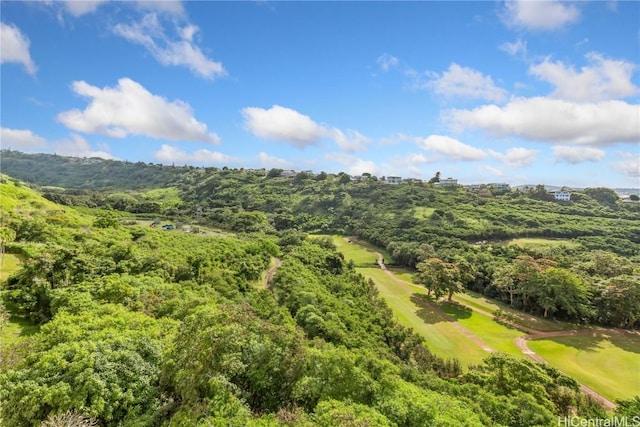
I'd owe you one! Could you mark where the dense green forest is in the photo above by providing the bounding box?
[1,151,639,426]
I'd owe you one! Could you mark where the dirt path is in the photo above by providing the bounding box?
[369,248,618,410]
[264,257,282,290]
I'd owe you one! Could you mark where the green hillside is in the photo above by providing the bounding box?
[0,153,638,426]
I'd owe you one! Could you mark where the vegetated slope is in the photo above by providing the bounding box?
[2,178,637,426]
[2,152,639,329]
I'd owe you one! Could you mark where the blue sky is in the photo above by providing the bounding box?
[1,1,639,188]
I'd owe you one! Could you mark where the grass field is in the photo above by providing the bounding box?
[528,333,640,401]
[438,301,523,356]
[413,207,435,219]
[331,236,383,266]
[453,291,576,332]
[332,236,640,401]
[506,238,580,250]
[358,268,489,366]
[0,254,22,282]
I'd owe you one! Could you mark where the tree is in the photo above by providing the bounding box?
[415,258,462,301]
[428,171,441,184]
[0,226,16,266]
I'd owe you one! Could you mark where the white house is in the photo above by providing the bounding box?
[437,178,458,187]
[489,183,511,192]
[385,176,402,184]
[550,190,571,201]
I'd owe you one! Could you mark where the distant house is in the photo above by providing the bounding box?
[489,183,511,192]
[281,170,298,178]
[550,190,571,201]
[437,178,458,187]
[385,176,402,185]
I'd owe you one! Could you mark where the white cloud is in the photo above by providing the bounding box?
[0,128,46,148]
[113,13,225,79]
[501,0,580,31]
[242,105,326,147]
[62,0,108,17]
[428,64,507,102]
[258,152,292,169]
[447,97,640,146]
[378,132,417,146]
[377,53,399,72]
[489,147,538,168]
[500,38,527,59]
[611,151,640,178]
[388,153,435,177]
[480,165,505,177]
[53,134,118,160]
[154,144,237,165]
[0,22,37,75]
[60,1,184,17]
[530,53,639,102]
[57,77,220,143]
[330,128,370,152]
[324,153,380,176]
[552,145,605,164]
[136,1,185,16]
[417,135,487,161]
[242,105,370,151]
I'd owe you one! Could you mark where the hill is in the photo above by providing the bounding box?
[0,158,639,425]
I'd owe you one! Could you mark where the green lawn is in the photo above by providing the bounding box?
[358,268,489,366]
[528,333,640,401]
[333,236,640,401]
[506,237,579,250]
[413,207,435,220]
[438,301,523,356]
[453,291,576,332]
[0,254,22,282]
[0,314,40,349]
[331,236,381,267]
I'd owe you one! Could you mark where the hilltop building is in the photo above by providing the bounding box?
[385,176,402,185]
[549,190,572,201]
[436,178,458,187]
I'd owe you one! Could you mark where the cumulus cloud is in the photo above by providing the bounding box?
[60,1,184,17]
[330,129,370,152]
[500,38,527,59]
[378,133,417,146]
[611,151,640,178]
[0,128,46,148]
[154,144,237,165]
[242,105,326,147]
[530,53,639,102]
[113,13,225,79]
[501,0,580,31]
[57,77,220,143]
[258,152,292,169]
[417,135,487,161]
[0,22,37,75]
[242,105,369,151]
[447,97,640,146]
[480,165,506,177]
[552,145,605,164]
[428,64,507,102]
[324,153,380,176]
[62,0,109,17]
[489,147,538,167]
[377,53,399,72]
[387,153,435,178]
[53,134,118,160]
